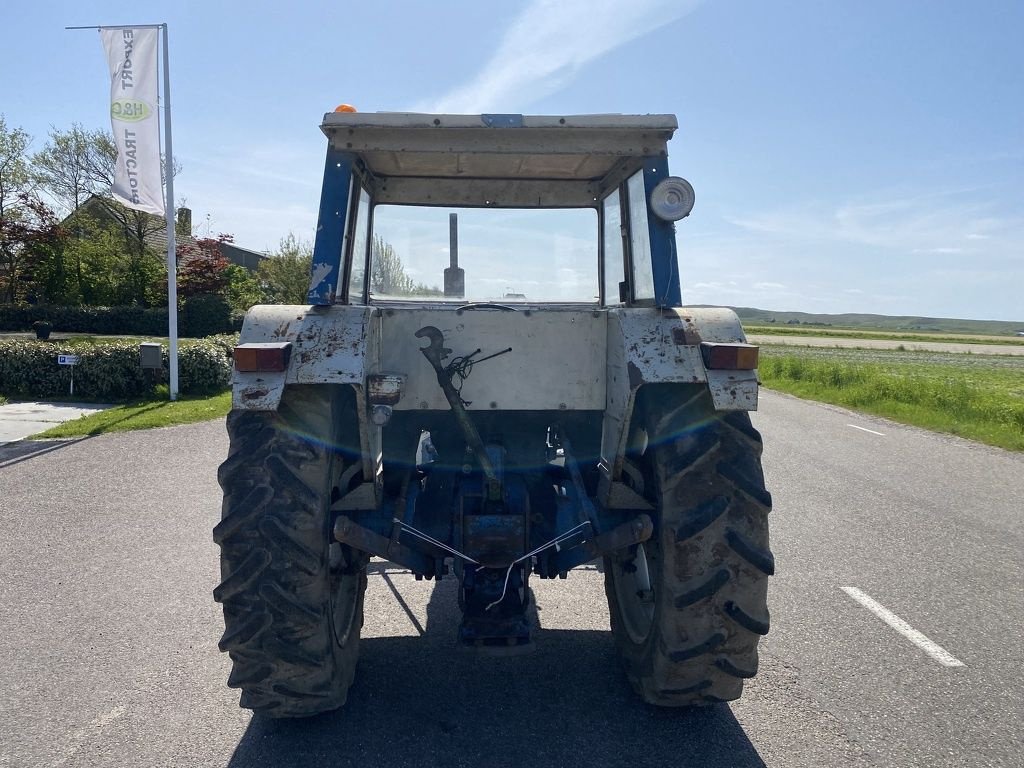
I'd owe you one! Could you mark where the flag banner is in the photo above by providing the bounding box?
[101,28,164,216]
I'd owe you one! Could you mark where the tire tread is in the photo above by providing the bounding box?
[214,393,365,718]
[605,386,773,706]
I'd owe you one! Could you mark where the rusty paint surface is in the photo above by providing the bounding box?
[706,370,759,410]
[230,304,379,410]
[601,306,758,492]
[672,326,702,345]
[367,374,406,405]
[627,361,645,390]
[232,374,282,411]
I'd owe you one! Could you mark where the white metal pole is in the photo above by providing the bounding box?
[67,22,176,396]
[161,23,179,401]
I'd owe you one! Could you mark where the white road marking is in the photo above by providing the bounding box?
[90,706,126,729]
[847,424,885,436]
[841,587,964,667]
[52,705,127,766]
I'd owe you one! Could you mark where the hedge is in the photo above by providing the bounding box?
[0,298,242,337]
[0,336,236,401]
[178,339,234,394]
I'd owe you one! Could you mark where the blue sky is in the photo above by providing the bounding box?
[2,0,1021,320]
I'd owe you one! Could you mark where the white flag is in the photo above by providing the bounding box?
[101,28,164,216]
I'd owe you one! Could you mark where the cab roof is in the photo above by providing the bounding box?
[320,112,678,207]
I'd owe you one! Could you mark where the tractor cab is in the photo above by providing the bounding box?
[306,112,693,308]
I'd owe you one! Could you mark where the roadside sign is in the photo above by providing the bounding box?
[57,354,80,395]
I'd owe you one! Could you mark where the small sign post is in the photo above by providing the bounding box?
[58,354,80,395]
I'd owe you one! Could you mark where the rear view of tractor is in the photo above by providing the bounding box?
[214,111,773,717]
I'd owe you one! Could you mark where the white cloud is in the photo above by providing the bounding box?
[725,189,1023,257]
[912,247,962,254]
[422,0,703,113]
[689,185,1024,319]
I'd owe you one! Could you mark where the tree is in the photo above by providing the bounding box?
[224,265,265,314]
[258,233,312,304]
[57,217,123,305]
[168,235,235,337]
[0,116,32,208]
[32,123,110,215]
[0,193,64,303]
[177,235,232,298]
[370,235,442,297]
[0,117,48,302]
[370,235,414,294]
[33,124,181,305]
[85,131,169,304]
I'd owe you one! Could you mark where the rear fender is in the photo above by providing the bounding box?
[601,306,758,495]
[230,304,380,487]
[231,304,378,411]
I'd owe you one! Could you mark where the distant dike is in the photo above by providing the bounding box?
[690,306,1024,336]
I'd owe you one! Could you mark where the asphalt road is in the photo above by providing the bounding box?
[1,391,1021,767]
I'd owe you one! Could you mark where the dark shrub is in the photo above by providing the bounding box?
[180,294,233,338]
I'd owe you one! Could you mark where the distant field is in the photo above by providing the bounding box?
[759,345,1024,451]
[729,306,1024,336]
[746,334,1024,357]
[744,325,1024,346]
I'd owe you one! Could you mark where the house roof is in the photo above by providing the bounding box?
[63,196,268,271]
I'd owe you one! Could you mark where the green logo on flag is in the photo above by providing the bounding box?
[111,99,152,122]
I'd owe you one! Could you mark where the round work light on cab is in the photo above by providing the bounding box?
[650,176,695,221]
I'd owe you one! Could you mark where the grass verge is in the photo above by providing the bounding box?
[30,390,232,439]
[759,347,1024,451]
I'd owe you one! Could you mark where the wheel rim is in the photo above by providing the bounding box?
[331,564,360,647]
[328,451,361,649]
[613,543,656,644]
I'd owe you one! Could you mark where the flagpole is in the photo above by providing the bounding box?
[161,22,179,401]
[67,22,177,400]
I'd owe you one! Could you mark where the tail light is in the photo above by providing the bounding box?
[700,342,759,370]
[233,342,292,373]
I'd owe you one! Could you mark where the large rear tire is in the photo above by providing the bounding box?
[214,385,367,718]
[605,385,773,705]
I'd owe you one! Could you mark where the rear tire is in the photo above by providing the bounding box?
[214,385,367,718]
[605,385,773,705]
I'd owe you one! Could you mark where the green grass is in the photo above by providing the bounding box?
[759,346,1024,451]
[53,334,166,346]
[0,332,164,344]
[30,390,232,439]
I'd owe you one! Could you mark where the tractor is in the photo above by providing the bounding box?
[214,111,773,717]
